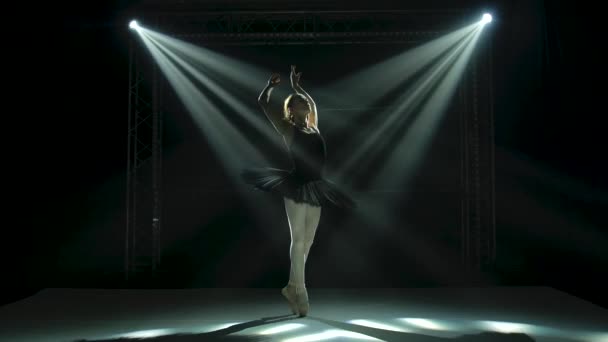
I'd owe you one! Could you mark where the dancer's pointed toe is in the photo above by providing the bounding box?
[294,286,309,317]
[281,285,299,315]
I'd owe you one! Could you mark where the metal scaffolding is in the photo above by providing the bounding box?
[126,34,163,281]
[125,9,495,281]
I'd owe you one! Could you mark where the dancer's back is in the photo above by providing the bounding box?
[288,126,326,182]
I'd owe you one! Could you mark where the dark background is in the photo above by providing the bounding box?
[6,0,607,309]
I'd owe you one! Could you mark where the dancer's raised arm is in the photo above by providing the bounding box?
[290,65,318,129]
[258,72,290,135]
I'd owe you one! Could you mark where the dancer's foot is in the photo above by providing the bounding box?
[281,285,299,315]
[294,285,309,317]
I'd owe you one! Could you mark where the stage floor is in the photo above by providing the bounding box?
[0,287,605,342]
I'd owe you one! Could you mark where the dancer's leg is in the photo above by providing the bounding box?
[304,204,322,264]
[284,197,307,287]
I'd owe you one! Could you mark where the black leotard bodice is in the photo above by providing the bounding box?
[287,126,326,182]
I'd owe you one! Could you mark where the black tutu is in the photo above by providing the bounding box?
[241,167,356,209]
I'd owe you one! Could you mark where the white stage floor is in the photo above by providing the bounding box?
[0,287,605,342]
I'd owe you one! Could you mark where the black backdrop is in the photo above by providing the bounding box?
[5,0,606,308]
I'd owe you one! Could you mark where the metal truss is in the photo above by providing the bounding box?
[142,10,472,45]
[126,37,163,282]
[460,36,496,271]
[125,9,495,280]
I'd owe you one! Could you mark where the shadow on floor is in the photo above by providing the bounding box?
[75,314,536,342]
[75,314,296,342]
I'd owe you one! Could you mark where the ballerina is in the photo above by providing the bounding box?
[242,65,355,317]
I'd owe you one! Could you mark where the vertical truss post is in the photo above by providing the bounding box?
[460,30,496,272]
[126,29,161,282]
[125,36,133,281]
[151,44,162,272]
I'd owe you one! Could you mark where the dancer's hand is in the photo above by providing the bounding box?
[290,65,301,88]
[268,72,281,86]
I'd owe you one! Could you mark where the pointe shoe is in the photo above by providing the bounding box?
[294,286,309,317]
[281,285,299,315]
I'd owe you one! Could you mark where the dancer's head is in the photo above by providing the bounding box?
[284,93,311,128]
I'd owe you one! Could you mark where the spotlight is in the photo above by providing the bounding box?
[481,13,492,24]
[129,20,139,30]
